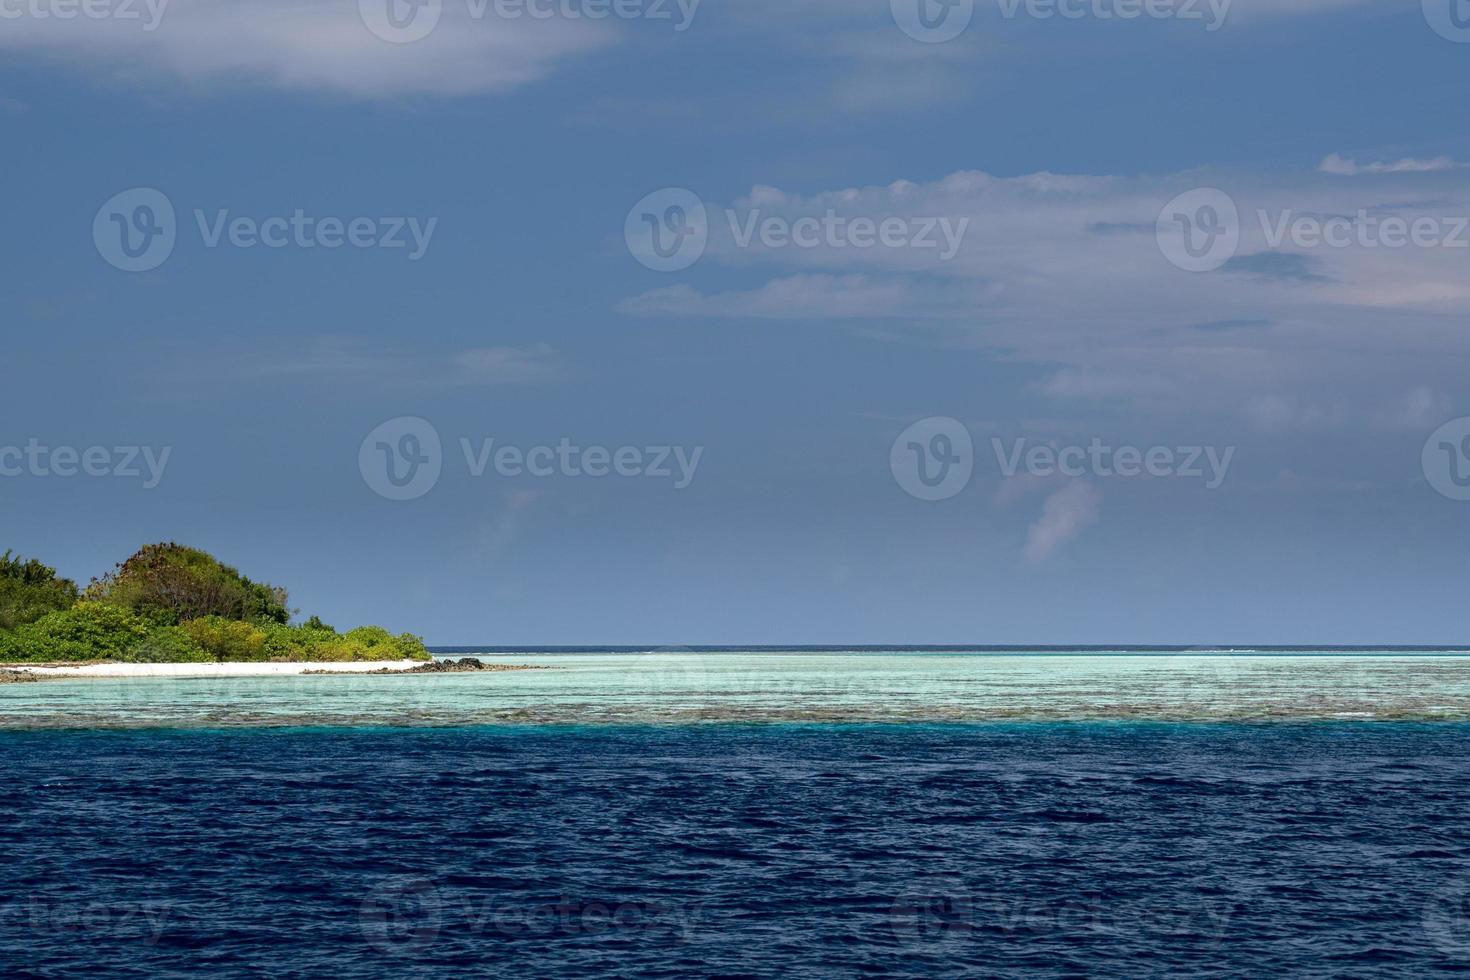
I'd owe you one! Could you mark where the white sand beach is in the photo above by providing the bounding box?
[8,660,429,678]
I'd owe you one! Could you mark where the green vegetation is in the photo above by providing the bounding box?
[0,543,429,664]
[84,543,290,625]
[0,551,79,630]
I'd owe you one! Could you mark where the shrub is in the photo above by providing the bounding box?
[254,622,429,662]
[0,544,431,664]
[345,626,431,661]
[181,616,269,662]
[86,543,290,625]
[127,627,215,663]
[0,551,79,630]
[1,602,151,662]
[260,621,331,661]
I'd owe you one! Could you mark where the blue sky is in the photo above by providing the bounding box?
[3,0,1469,644]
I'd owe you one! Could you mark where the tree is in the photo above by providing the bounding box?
[0,551,79,630]
[85,543,290,625]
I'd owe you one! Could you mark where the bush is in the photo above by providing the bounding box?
[0,544,431,664]
[86,543,290,625]
[0,551,79,630]
[126,627,215,664]
[181,616,269,662]
[1,602,151,662]
[260,621,331,661]
[255,622,429,662]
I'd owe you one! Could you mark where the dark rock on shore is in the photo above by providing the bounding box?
[304,658,541,676]
[406,658,489,673]
[0,670,39,683]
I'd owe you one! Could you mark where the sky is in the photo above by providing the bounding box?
[2,0,1469,645]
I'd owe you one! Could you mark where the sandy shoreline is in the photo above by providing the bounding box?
[6,660,431,678]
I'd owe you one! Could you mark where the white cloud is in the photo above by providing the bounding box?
[1371,385,1453,431]
[616,275,964,319]
[0,0,613,98]
[1320,154,1463,176]
[1024,481,1101,564]
[620,164,1470,430]
[1244,394,1351,434]
[452,344,558,384]
[236,337,559,386]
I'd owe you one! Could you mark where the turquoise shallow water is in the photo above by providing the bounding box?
[6,650,1470,729]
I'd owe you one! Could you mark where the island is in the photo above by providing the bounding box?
[0,543,437,675]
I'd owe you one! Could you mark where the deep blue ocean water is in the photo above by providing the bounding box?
[4,723,1470,978]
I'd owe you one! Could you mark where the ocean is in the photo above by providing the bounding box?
[4,650,1470,977]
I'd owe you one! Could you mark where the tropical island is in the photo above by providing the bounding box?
[0,543,434,669]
